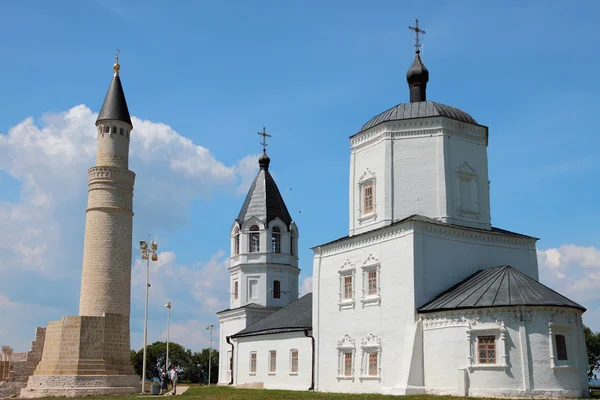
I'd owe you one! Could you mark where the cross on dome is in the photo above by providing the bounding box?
[408,19,426,52]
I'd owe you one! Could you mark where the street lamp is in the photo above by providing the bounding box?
[165,301,171,375]
[139,239,159,394]
[206,324,214,386]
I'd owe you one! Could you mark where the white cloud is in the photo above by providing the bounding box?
[299,276,312,296]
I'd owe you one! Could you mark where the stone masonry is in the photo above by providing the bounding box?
[0,328,46,398]
[20,60,140,398]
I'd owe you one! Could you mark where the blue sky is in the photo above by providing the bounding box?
[0,0,599,352]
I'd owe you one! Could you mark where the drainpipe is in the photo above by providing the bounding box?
[226,336,234,386]
[304,329,315,391]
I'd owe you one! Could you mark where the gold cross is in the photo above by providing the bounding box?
[408,19,426,51]
[257,127,271,152]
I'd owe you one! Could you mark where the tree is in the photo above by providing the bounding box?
[131,341,189,381]
[183,348,219,384]
[585,326,600,381]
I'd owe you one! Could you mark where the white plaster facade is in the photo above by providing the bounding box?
[231,332,312,390]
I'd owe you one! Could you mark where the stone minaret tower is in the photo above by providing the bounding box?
[79,54,135,318]
[21,56,139,398]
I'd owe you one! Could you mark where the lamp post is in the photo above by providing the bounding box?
[206,324,213,386]
[165,301,171,375]
[139,240,159,394]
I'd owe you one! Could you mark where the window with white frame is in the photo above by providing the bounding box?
[248,278,259,301]
[227,350,232,376]
[337,334,355,380]
[466,321,508,370]
[357,169,376,222]
[233,226,240,255]
[271,226,281,253]
[233,280,238,300]
[249,225,260,252]
[548,323,575,369]
[338,260,355,310]
[360,333,381,380]
[249,352,257,374]
[290,349,298,373]
[456,162,479,217]
[268,350,277,373]
[360,254,381,306]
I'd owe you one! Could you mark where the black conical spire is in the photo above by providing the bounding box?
[96,52,132,126]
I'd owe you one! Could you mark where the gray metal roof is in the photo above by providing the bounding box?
[96,73,132,126]
[216,303,266,315]
[313,214,537,249]
[418,265,585,313]
[236,156,293,227]
[232,294,312,338]
[358,101,478,134]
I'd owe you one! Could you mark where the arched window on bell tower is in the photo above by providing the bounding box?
[249,225,260,253]
[271,227,281,253]
[233,227,240,255]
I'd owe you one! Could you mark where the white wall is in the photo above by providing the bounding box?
[422,307,589,398]
[233,332,312,391]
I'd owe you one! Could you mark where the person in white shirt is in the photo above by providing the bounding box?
[169,365,178,395]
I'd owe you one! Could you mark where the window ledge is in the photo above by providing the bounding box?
[249,373,256,376]
[469,364,508,371]
[338,299,355,310]
[552,365,576,371]
[267,372,276,376]
[361,295,381,306]
[359,376,381,381]
[289,372,298,376]
[336,376,354,381]
[358,212,377,223]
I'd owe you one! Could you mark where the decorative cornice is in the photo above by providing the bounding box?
[350,117,487,151]
[422,224,534,247]
[88,166,135,186]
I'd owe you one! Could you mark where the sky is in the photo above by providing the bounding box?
[0,0,599,353]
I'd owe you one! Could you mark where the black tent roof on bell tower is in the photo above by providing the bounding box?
[96,54,132,126]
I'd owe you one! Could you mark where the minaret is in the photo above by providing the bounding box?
[79,52,135,318]
[21,54,139,398]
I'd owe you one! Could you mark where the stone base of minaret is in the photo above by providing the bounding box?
[20,313,139,398]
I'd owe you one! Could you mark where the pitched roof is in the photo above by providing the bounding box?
[216,303,266,315]
[356,101,481,135]
[312,214,537,249]
[231,294,312,338]
[236,154,293,227]
[418,265,585,313]
[96,73,132,126]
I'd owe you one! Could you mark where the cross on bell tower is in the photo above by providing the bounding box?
[257,127,271,152]
[409,19,426,52]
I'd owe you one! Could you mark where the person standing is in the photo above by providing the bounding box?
[159,372,168,395]
[169,365,178,395]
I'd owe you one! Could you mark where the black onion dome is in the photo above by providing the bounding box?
[406,50,429,86]
[258,150,271,170]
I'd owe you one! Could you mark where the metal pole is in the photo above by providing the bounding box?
[208,328,212,386]
[166,304,170,374]
[141,255,150,393]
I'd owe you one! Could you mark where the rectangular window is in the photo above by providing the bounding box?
[344,353,352,376]
[234,281,238,300]
[269,351,277,373]
[363,184,374,214]
[290,350,298,373]
[234,234,240,255]
[368,270,377,296]
[250,352,257,373]
[555,334,568,360]
[273,280,281,299]
[227,351,232,373]
[368,353,378,376]
[478,336,496,364]
[248,280,258,300]
[344,276,352,299]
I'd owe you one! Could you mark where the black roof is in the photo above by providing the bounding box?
[418,265,585,313]
[96,73,132,126]
[216,303,266,315]
[313,214,537,249]
[236,153,293,227]
[356,101,480,135]
[231,294,312,338]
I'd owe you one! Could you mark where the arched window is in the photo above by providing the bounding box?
[112,126,117,134]
[273,280,281,299]
[119,128,124,136]
[234,227,240,255]
[290,235,295,256]
[104,126,110,133]
[271,227,281,253]
[249,225,260,253]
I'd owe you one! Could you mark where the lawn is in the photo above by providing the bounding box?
[32,385,600,400]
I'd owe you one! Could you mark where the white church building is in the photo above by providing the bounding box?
[217,33,590,398]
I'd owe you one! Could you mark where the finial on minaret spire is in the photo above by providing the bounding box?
[114,49,121,75]
[406,19,429,103]
[408,19,426,53]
